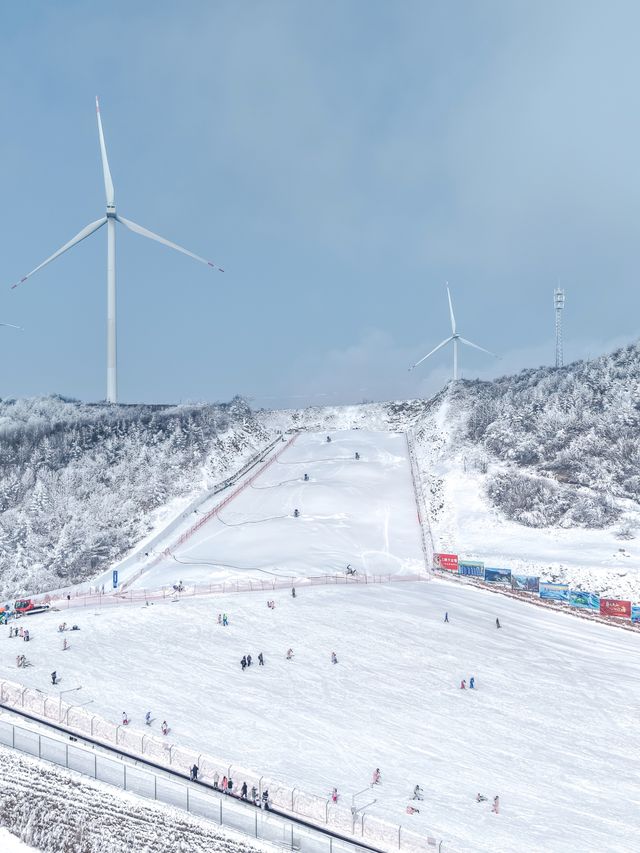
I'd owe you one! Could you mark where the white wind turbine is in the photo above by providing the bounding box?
[409,285,497,380]
[10,98,223,404]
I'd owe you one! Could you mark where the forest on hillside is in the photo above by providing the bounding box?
[450,342,640,528]
[0,396,271,596]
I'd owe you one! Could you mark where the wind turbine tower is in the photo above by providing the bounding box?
[10,98,224,404]
[554,288,565,368]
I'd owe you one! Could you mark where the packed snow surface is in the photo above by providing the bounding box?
[0,828,37,851]
[2,579,638,852]
[129,429,424,588]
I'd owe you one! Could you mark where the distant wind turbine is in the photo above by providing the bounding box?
[409,286,497,380]
[10,98,224,404]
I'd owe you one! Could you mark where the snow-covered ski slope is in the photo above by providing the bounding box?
[2,581,638,852]
[130,430,425,589]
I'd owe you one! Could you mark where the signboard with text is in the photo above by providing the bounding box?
[433,553,459,572]
[599,599,631,619]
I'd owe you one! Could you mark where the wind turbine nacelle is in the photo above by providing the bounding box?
[106,205,116,218]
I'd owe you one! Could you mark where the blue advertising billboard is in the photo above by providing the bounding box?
[539,583,569,602]
[631,604,640,623]
[112,570,118,590]
[459,561,484,577]
[568,590,600,611]
[484,568,511,584]
[511,574,540,592]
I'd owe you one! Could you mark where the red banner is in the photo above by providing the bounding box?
[599,598,631,618]
[434,553,459,572]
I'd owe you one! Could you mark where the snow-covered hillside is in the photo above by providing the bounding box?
[0,396,273,598]
[260,343,640,597]
[126,429,423,589]
[2,340,639,601]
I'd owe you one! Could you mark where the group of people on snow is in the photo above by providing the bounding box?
[217,613,229,626]
[241,653,265,669]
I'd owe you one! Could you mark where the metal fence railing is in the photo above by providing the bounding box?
[0,718,386,853]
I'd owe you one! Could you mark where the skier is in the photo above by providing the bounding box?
[240,781,248,800]
[19,627,24,638]
[460,679,466,690]
[476,793,487,802]
[331,651,338,664]
[62,638,69,651]
[496,618,501,629]
[346,564,356,576]
[355,452,360,460]
[262,788,270,810]
[406,805,420,815]
[444,612,449,623]
[51,671,57,685]
[241,656,247,671]
[293,508,300,517]
[326,436,331,443]
[221,775,228,792]
[190,764,199,782]
[331,787,338,803]
[161,720,168,735]
[227,778,234,794]
[213,772,220,790]
[24,629,29,642]
[303,473,309,481]
[286,648,294,660]
[222,613,228,626]
[413,784,424,800]
[122,712,129,726]
[217,613,222,624]
[145,711,152,726]
[372,768,381,785]
[258,652,264,666]
[492,795,500,814]
[247,654,252,667]
[292,587,296,598]
[250,785,258,804]
[469,676,475,689]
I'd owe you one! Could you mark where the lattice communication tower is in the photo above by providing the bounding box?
[554,288,565,368]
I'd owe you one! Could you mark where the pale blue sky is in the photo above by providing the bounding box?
[1,1,639,406]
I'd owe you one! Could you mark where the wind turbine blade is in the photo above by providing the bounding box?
[10,217,107,289]
[117,216,224,271]
[408,336,453,371]
[458,336,498,358]
[0,322,23,330]
[447,285,457,334]
[95,97,115,206]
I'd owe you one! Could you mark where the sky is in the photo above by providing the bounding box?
[1,0,639,408]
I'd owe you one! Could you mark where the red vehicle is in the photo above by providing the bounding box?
[14,599,50,616]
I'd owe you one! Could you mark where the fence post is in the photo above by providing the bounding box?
[398,824,401,849]
[124,763,127,789]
